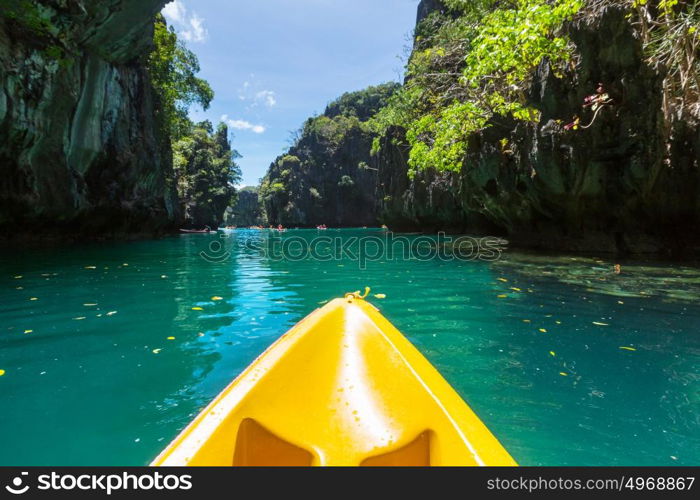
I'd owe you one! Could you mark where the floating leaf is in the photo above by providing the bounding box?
[497,294,508,299]
[617,301,624,305]
[85,266,97,270]
[106,311,118,316]
[14,276,22,279]
[619,346,637,351]
[522,319,531,323]
[167,336,176,340]
[24,330,33,334]
[198,332,205,337]
[152,349,162,354]
[555,321,562,325]
[73,317,86,321]
[374,293,386,299]
[539,328,547,333]
[211,296,223,301]
[559,372,568,377]
[497,278,508,282]
[592,321,609,326]
[192,307,204,311]
[29,297,38,301]
[549,351,556,357]
[0,369,5,376]
[510,287,521,292]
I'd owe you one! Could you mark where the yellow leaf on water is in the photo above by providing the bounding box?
[24,330,33,334]
[510,287,521,292]
[211,296,223,301]
[559,372,568,377]
[152,349,162,354]
[167,337,175,340]
[14,276,22,279]
[0,369,5,376]
[497,294,508,299]
[593,322,609,326]
[555,321,562,325]
[192,307,203,311]
[374,293,386,299]
[497,278,508,282]
[84,266,97,270]
[123,263,129,266]
[550,351,556,357]
[522,319,531,323]
[617,301,624,305]
[73,317,86,321]
[619,346,636,351]
[29,297,38,301]
[539,328,547,333]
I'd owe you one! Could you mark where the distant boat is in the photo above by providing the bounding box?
[180,226,217,234]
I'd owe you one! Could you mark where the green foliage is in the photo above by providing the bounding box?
[173,121,241,224]
[372,0,583,175]
[338,175,355,188]
[0,0,54,35]
[148,15,214,140]
[324,83,401,121]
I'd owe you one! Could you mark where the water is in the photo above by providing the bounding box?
[0,229,698,465]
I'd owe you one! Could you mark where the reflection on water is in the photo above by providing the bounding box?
[0,229,698,465]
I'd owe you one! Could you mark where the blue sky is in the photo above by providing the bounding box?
[162,0,420,186]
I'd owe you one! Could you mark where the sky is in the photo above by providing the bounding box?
[161,0,420,187]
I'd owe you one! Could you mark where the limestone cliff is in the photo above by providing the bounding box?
[377,2,700,257]
[0,0,172,239]
[260,84,399,227]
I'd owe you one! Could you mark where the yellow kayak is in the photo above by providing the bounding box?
[152,292,516,466]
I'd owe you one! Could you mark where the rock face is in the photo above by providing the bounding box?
[224,188,264,227]
[377,4,700,257]
[260,84,399,227]
[0,0,172,239]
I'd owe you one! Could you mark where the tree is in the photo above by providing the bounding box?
[148,14,214,140]
[173,121,241,227]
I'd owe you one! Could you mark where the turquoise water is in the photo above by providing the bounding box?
[0,229,698,466]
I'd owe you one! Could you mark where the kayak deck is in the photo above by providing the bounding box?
[152,295,516,466]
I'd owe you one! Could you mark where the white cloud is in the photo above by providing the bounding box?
[221,115,266,134]
[162,1,208,43]
[255,90,277,108]
[162,0,185,24]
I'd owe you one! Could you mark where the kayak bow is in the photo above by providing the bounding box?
[152,293,516,466]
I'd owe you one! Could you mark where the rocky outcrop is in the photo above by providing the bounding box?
[0,0,172,240]
[260,84,398,227]
[224,188,264,227]
[376,3,700,257]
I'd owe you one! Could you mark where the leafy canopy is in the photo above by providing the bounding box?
[148,14,214,139]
